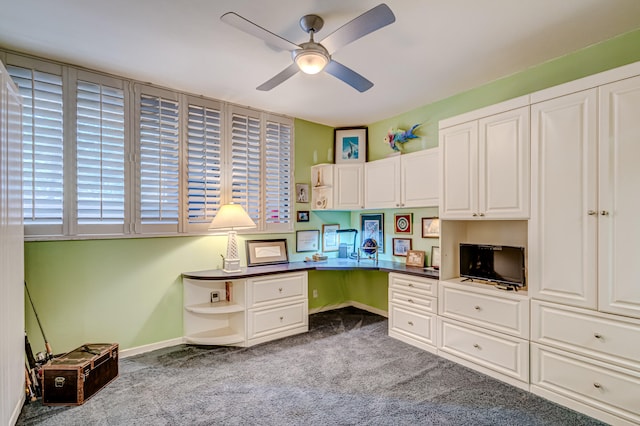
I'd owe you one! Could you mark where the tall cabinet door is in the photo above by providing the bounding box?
[598,76,640,318]
[364,156,400,209]
[334,164,363,210]
[529,90,598,308]
[440,121,478,218]
[478,106,530,219]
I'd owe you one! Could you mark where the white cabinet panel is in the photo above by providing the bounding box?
[401,149,439,208]
[364,156,400,208]
[334,164,364,209]
[247,272,306,307]
[389,304,436,351]
[440,121,478,218]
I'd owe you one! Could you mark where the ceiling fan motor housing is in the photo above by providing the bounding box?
[299,14,324,34]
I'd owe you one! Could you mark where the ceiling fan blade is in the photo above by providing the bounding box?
[319,4,395,54]
[324,60,373,93]
[256,63,300,91]
[221,12,299,51]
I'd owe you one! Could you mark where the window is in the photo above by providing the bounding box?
[264,116,292,232]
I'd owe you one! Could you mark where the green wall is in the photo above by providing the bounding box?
[24,28,640,353]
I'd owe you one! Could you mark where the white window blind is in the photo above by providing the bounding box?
[186,99,222,230]
[229,108,262,224]
[76,78,125,226]
[264,117,292,229]
[137,88,180,232]
[7,65,64,229]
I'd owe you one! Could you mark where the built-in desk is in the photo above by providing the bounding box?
[182,260,439,348]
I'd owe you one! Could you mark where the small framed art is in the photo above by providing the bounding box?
[394,213,412,234]
[360,213,384,253]
[246,239,289,267]
[296,183,309,203]
[334,127,367,164]
[296,230,320,252]
[406,250,425,267]
[322,224,340,252]
[431,246,441,269]
[422,217,440,238]
[392,238,412,256]
[297,211,310,222]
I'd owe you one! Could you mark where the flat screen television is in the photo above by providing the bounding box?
[459,243,526,288]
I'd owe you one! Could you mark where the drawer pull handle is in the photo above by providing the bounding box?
[587,210,597,216]
[279,316,284,321]
[407,321,414,326]
[407,298,414,303]
[472,213,478,217]
[600,210,609,216]
[408,283,414,287]
[594,333,602,339]
[473,344,480,349]
[278,288,283,292]
[474,305,481,311]
[593,383,602,389]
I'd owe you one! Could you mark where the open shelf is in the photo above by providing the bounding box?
[185,301,244,314]
[184,328,244,346]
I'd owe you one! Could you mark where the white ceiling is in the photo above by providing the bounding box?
[1,0,640,127]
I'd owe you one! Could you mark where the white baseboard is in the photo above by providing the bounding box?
[309,301,388,318]
[119,337,185,358]
[10,392,25,426]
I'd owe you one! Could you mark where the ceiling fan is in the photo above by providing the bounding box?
[221,3,395,92]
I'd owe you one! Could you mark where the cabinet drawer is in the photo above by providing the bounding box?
[389,304,436,346]
[531,343,640,424]
[389,288,436,312]
[532,301,640,371]
[247,272,307,307]
[389,273,437,297]
[248,302,307,339]
[439,281,529,338]
[438,317,529,383]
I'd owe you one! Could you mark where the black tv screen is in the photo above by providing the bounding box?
[459,243,525,287]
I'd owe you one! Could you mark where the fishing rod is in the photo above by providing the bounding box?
[24,281,53,361]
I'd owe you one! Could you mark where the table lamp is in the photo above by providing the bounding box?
[209,203,256,272]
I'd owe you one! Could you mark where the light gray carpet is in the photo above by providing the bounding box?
[17,307,604,425]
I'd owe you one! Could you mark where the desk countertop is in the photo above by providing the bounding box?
[183,259,440,281]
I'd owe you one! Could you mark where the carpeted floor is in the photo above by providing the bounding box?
[17,307,604,425]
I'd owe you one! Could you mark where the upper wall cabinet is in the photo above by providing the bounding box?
[311,163,364,210]
[439,99,530,220]
[364,148,439,209]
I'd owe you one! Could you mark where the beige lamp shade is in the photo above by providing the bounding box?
[209,203,256,230]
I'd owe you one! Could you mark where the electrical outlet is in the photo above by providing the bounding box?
[312,289,318,298]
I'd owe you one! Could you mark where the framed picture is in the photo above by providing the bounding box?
[296,183,309,203]
[392,238,412,256]
[297,210,310,222]
[245,239,289,267]
[360,213,384,253]
[406,250,425,267]
[394,213,413,234]
[322,224,340,252]
[334,127,367,164]
[296,229,320,252]
[431,246,441,269]
[422,217,440,238]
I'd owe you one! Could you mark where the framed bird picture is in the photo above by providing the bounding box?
[335,127,367,164]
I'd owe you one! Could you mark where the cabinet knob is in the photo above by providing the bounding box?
[396,204,400,207]
[279,316,284,321]
[594,333,602,339]
[593,383,602,389]
[472,213,478,217]
[474,305,481,311]
[479,212,485,217]
[407,321,414,326]
[408,283,414,287]
[473,343,480,349]
[587,210,597,216]
[600,210,609,216]
[278,288,283,292]
[407,298,414,303]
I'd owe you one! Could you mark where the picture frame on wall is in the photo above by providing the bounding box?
[296,183,309,203]
[246,239,289,267]
[296,211,310,222]
[422,217,440,238]
[431,246,441,269]
[334,127,367,164]
[322,224,340,252]
[394,213,413,234]
[296,229,320,252]
[392,238,412,256]
[406,250,425,267]
[360,213,384,253]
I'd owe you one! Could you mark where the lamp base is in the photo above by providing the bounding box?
[222,258,241,273]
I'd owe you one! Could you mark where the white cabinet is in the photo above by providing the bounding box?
[311,163,363,210]
[440,104,530,219]
[183,271,308,347]
[311,164,334,210]
[388,273,438,353]
[364,148,439,209]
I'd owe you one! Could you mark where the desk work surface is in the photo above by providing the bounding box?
[183,259,439,281]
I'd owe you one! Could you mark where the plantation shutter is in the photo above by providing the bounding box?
[75,72,127,234]
[136,86,180,234]
[6,59,64,236]
[185,97,222,232]
[264,115,292,231]
[229,107,261,225]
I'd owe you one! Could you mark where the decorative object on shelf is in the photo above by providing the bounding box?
[406,250,425,267]
[392,238,412,256]
[296,183,309,202]
[314,195,327,209]
[314,168,323,187]
[209,203,257,273]
[335,127,367,164]
[296,229,320,252]
[360,213,384,253]
[422,217,440,238]
[394,213,413,234]
[245,239,289,266]
[430,246,441,269]
[384,123,421,152]
[297,211,310,222]
[322,224,340,252]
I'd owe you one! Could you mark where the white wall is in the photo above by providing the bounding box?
[1,59,25,426]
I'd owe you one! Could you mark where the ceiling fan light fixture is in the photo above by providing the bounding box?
[294,45,329,75]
